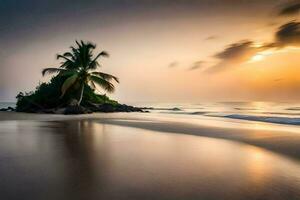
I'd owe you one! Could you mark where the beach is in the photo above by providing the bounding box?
[1,111,300,199]
[3,0,300,199]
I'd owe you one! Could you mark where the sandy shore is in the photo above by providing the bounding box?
[1,111,300,160]
[1,111,300,199]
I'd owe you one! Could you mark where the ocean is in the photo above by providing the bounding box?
[134,101,300,125]
[1,102,300,199]
[0,102,16,109]
[2,101,300,125]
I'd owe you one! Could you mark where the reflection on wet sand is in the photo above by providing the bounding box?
[0,120,300,200]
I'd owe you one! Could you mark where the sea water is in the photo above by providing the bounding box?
[3,101,300,125]
[0,102,16,109]
[133,101,300,125]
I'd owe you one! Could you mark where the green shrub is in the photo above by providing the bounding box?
[16,74,118,112]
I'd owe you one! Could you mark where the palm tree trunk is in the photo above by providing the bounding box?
[77,84,84,106]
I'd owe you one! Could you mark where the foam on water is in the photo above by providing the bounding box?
[0,102,16,109]
[137,101,300,126]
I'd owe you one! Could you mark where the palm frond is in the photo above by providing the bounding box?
[89,80,97,90]
[88,60,99,70]
[42,68,67,76]
[71,46,79,56]
[56,54,74,63]
[63,52,75,61]
[59,60,76,69]
[60,70,77,77]
[76,40,82,48]
[89,75,115,93]
[60,74,78,98]
[88,51,109,70]
[91,72,119,83]
[97,51,109,58]
[86,42,96,50]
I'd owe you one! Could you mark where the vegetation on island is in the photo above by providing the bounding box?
[15,40,143,114]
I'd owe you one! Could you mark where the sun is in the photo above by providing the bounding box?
[251,54,264,62]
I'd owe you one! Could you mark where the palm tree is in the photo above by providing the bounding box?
[42,40,119,106]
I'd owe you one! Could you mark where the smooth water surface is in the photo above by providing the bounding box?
[0,120,300,200]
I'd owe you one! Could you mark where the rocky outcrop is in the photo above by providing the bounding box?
[64,105,92,115]
[11,103,147,115]
[0,107,15,112]
[59,103,146,114]
[88,103,146,113]
[6,101,147,115]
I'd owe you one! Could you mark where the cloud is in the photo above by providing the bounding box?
[205,35,218,40]
[168,61,179,68]
[274,21,300,47]
[214,40,263,62]
[188,61,204,71]
[206,21,300,73]
[279,1,300,16]
[206,40,265,73]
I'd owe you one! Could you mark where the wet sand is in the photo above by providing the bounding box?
[1,112,300,199]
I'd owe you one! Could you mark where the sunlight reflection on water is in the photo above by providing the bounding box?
[0,120,300,199]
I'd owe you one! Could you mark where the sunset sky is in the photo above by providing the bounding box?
[1,0,300,103]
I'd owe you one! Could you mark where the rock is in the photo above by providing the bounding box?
[53,103,145,114]
[64,105,92,115]
[42,108,67,114]
[115,104,144,112]
[139,107,154,110]
[97,103,117,112]
[54,108,66,114]
[7,106,15,111]
[69,99,79,106]
[0,107,15,112]
[146,107,181,111]
[14,102,147,114]
[93,103,145,113]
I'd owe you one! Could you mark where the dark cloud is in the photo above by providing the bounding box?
[214,40,262,62]
[279,1,300,16]
[206,40,265,73]
[188,61,204,71]
[275,21,300,47]
[168,61,179,68]
[206,20,300,73]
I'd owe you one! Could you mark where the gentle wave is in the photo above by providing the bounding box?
[144,107,183,111]
[160,111,208,115]
[148,104,300,125]
[0,102,16,109]
[221,114,300,125]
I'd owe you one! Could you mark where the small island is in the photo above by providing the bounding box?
[13,40,144,114]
